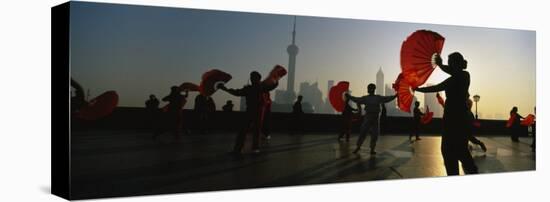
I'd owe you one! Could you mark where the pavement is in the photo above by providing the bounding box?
[70,131,536,199]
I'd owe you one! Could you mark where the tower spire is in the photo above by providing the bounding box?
[291,16,296,45]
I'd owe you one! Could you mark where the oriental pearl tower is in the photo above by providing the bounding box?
[285,16,299,103]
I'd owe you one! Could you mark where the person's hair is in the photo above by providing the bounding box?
[367,83,376,91]
[170,86,179,93]
[415,101,420,106]
[250,71,261,81]
[449,52,467,70]
[510,106,518,114]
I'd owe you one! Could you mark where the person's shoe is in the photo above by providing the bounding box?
[480,143,487,152]
[416,137,422,141]
[352,147,361,154]
[253,149,261,154]
[265,135,271,140]
[370,150,377,155]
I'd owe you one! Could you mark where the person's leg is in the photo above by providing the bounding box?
[233,119,252,153]
[441,140,459,176]
[458,145,479,174]
[369,119,380,154]
[468,135,487,152]
[354,118,369,153]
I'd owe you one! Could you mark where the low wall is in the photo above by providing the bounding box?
[71,107,529,136]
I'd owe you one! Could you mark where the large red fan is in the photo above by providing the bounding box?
[75,91,118,120]
[392,73,413,113]
[199,69,232,96]
[179,82,199,92]
[421,106,434,124]
[400,30,445,88]
[521,114,535,126]
[329,81,350,112]
[263,65,287,86]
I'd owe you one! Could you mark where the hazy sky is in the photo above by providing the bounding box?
[70,2,535,120]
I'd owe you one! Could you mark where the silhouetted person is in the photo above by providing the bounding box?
[153,86,188,141]
[410,101,423,141]
[466,99,487,152]
[222,100,234,112]
[218,71,278,154]
[261,92,273,140]
[145,94,160,131]
[346,83,396,155]
[194,94,216,134]
[531,107,536,152]
[415,52,478,175]
[338,96,360,142]
[291,95,304,134]
[509,106,524,142]
[70,78,87,113]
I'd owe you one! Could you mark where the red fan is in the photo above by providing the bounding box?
[263,65,287,86]
[392,73,413,113]
[400,30,445,88]
[179,82,199,92]
[421,106,434,124]
[521,114,536,126]
[329,81,350,112]
[436,92,445,107]
[199,69,232,96]
[506,114,516,128]
[75,91,118,120]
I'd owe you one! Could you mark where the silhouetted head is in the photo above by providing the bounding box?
[297,95,303,102]
[414,101,420,107]
[448,52,467,71]
[511,106,518,114]
[170,86,180,94]
[250,71,261,85]
[367,83,376,94]
[227,100,232,104]
[149,94,156,100]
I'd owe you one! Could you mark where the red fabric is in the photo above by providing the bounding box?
[400,30,445,88]
[199,69,232,96]
[263,65,287,85]
[421,106,434,124]
[179,82,199,92]
[521,114,536,126]
[473,120,481,128]
[329,81,350,112]
[506,114,516,128]
[393,73,413,113]
[436,93,445,107]
[75,91,118,120]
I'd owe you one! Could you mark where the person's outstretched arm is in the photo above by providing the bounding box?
[381,94,397,103]
[415,79,447,93]
[262,81,279,92]
[345,93,364,104]
[218,84,247,97]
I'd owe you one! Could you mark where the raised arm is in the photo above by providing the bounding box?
[262,81,279,92]
[381,94,397,103]
[435,54,453,75]
[219,84,247,97]
[345,93,364,104]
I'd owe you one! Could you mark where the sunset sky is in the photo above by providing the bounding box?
[69,2,536,120]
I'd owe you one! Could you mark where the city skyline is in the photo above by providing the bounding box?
[70,2,536,120]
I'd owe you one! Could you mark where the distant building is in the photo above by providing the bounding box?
[298,81,324,113]
[376,67,384,96]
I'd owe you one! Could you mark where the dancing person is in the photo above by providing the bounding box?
[466,99,487,152]
[346,83,396,155]
[291,95,304,134]
[415,52,478,175]
[410,101,424,141]
[154,86,188,141]
[508,106,524,142]
[145,94,160,131]
[338,96,360,142]
[194,94,215,134]
[218,71,278,154]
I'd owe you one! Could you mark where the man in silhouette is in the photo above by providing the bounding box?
[291,95,304,134]
[509,106,524,142]
[222,100,234,112]
[346,83,396,155]
[531,107,536,152]
[154,86,188,141]
[410,101,424,141]
[218,71,278,154]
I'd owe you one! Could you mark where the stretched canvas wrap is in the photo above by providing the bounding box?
[52,1,536,200]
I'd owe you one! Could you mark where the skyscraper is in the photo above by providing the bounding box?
[376,67,384,96]
[274,16,298,105]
